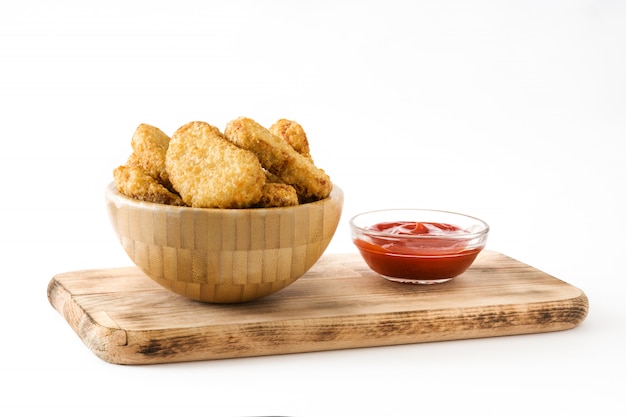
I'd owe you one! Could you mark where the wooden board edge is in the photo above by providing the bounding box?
[48,276,128,364]
[95,291,590,366]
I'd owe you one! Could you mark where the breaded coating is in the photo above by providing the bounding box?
[224,117,332,201]
[256,183,299,208]
[113,165,185,206]
[129,124,172,188]
[166,121,265,208]
[264,169,284,184]
[269,119,313,161]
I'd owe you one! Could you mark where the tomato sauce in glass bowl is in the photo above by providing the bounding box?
[350,209,489,284]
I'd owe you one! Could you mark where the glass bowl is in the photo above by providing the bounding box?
[350,209,489,284]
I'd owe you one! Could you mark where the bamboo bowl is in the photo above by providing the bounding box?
[105,182,344,303]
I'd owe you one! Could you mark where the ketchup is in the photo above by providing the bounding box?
[354,221,482,282]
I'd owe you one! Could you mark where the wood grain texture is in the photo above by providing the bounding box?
[48,251,588,365]
[105,182,344,303]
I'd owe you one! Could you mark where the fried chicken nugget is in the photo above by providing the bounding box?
[256,183,299,208]
[113,164,185,206]
[166,121,265,208]
[269,119,313,161]
[224,117,332,201]
[128,123,172,188]
[264,169,283,184]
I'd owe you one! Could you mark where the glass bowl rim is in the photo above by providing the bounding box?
[349,208,489,240]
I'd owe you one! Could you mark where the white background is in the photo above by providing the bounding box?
[1,1,625,416]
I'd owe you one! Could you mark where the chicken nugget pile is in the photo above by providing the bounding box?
[113,117,332,209]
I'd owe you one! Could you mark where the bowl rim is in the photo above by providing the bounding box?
[105,182,343,213]
[349,208,489,240]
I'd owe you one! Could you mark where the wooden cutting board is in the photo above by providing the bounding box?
[48,250,588,365]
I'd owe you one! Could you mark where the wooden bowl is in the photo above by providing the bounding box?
[105,183,344,303]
